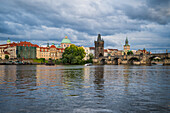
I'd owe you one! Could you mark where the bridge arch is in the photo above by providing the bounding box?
[100,58,105,65]
[148,56,162,65]
[128,57,140,65]
[113,58,120,65]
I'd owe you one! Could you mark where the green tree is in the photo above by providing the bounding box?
[62,44,86,64]
[86,53,94,63]
[5,55,9,60]
[40,58,45,63]
[89,53,94,59]
[127,51,133,55]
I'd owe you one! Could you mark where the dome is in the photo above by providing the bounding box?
[61,36,71,44]
[7,38,11,43]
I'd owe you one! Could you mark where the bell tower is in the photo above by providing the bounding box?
[124,37,130,55]
[95,34,104,58]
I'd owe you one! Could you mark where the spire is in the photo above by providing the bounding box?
[125,37,129,45]
[97,34,101,41]
[47,43,49,47]
[65,36,68,39]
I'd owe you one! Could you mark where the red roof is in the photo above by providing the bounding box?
[50,45,56,48]
[89,47,95,50]
[108,49,118,51]
[104,49,108,52]
[17,41,39,47]
[39,47,49,52]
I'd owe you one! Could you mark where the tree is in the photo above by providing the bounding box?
[88,53,94,59]
[86,53,94,63]
[62,44,86,64]
[127,51,133,55]
[5,55,9,60]
[40,58,45,63]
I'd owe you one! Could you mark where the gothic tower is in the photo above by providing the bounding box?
[123,37,130,55]
[95,34,104,58]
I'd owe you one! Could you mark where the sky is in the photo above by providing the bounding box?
[0,0,170,52]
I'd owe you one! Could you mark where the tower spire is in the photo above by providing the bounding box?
[125,37,129,45]
[97,34,101,41]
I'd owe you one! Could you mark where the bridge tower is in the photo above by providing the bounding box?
[95,34,104,59]
[124,37,130,55]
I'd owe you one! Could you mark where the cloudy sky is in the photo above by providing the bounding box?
[0,0,170,52]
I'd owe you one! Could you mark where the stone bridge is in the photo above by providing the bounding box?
[93,53,170,65]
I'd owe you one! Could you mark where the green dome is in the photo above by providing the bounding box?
[61,36,71,44]
[7,38,11,43]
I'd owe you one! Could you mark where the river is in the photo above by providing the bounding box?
[0,65,169,113]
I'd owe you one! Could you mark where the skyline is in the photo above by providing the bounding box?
[0,0,170,52]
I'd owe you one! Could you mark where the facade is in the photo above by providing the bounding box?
[104,49,108,57]
[135,48,150,55]
[16,41,38,59]
[94,34,104,58]
[36,47,50,60]
[0,47,10,59]
[36,44,64,60]
[61,36,71,48]
[89,47,95,56]
[0,41,38,59]
[50,44,58,60]
[123,37,130,55]
[82,46,90,60]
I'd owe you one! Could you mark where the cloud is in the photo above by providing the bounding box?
[122,0,170,24]
[0,0,169,52]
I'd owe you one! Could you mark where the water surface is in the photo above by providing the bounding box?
[0,65,169,113]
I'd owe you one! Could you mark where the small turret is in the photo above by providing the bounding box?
[47,43,49,47]
[7,37,11,44]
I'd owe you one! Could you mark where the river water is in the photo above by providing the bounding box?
[0,65,169,113]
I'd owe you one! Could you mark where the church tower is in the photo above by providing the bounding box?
[95,34,104,58]
[123,37,130,55]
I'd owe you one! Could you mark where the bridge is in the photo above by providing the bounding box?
[93,53,170,65]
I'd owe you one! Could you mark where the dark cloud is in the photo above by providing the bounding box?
[0,0,169,52]
[122,0,170,24]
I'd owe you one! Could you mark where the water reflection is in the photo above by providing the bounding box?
[94,66,104,91]
[0,65,17,85]
[15,65,37,90]
[0,65,169,113]
[36,65,63,88]
[123,66,130,92]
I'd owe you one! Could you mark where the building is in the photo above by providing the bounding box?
[0,39,39,59]
[123,37,130,55]
[61,36,71,48]
[94,34,104,58]
[36,47,50,60]
[89,47,95,56]
[82,46,90,60]
[104,49,108,57]
[135,48,150,55]
[36,43,65,60]
[16,41,38,59]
